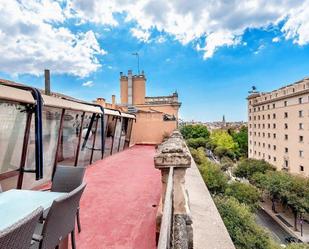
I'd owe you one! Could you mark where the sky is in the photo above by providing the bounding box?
[0,1,309,122]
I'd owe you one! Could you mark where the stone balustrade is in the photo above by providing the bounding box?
[155,130,193,249]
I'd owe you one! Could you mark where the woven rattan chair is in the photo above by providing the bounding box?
[33,183,86,249]
[0,207,43,249]
[44,166,86,233]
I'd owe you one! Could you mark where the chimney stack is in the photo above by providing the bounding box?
[112,95,116,108]
[44,69,51,95]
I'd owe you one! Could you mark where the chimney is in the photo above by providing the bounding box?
[44,69,51,95]
[128,70,133,105]
[112,95,116,108]
[96,97,106,107]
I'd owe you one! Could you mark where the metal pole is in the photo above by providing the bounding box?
[132,52,140,74]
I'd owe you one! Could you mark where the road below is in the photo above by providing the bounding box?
[255,207,291,245]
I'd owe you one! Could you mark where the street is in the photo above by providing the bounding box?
[256,207,291,245]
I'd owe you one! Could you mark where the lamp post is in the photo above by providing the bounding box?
[132,52,140,75]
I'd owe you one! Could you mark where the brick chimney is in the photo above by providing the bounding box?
[112,95,116,108]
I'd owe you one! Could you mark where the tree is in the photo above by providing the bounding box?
[199,160,228,195]
[225,182,261,211]
[220,156,234,171]
[234,159,275,181]
[180,124,210,139]
[210,130,238,152]
[186,137,208,149]
[190,147,207,165]
[230,126,248,158]
[280,175,309,231]
[215,196,278,249]
[286,244,309,249]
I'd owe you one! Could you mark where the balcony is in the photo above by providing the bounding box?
[0,83,234,249]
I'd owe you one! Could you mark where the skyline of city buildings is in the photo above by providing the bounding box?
[248,77,309,176]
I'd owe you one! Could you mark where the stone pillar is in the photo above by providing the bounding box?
[154,130,193,248]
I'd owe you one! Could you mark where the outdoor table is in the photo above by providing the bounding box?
[0,189,68,248]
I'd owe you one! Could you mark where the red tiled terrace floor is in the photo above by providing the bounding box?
[75,145,161,249]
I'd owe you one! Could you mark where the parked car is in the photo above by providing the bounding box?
[285,236,302,243]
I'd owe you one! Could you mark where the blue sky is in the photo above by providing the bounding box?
[0,1,309,122]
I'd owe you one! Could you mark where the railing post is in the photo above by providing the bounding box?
[155,130,193,249]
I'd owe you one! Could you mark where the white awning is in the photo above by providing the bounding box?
[0,85,35,104]
[121,112,136,119]
[42,95,102,113]
[104,108,121,116]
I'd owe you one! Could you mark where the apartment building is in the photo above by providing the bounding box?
[248,77,309,176]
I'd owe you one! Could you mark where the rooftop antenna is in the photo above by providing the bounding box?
[132,52,140,75]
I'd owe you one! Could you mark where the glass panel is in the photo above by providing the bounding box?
[92,115,106,162]
[22,107,61,189]
[112,118,122,154]
[0,101,28,190]
[104,115,116,157]
[57,110,83,166]
[119,118,129,152]
[77,113,93,166]
[124,119,133,149]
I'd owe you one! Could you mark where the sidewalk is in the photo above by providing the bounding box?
[260,199,309,243]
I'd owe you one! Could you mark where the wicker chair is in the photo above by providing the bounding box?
[33,183,86,249]
[45,166,86,233]
[0,207,43,249]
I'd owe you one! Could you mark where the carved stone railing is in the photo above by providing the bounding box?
[155,130,192,249]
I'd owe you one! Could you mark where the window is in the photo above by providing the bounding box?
[268,123,271,129]
[267,114,270,119]
[262,124,265,129]
[268,133,270,138]
[267,104,270,110]
[299,123,303,130]
[299,150,304,157]
[299,110,303,117]
[273,145,276,150]
[263,143,265,148]
[284,100,288,107]
[273,123,276,129]
[284,160,289,168]
[258,142,261,146]
[273,103,276,108]
[300,165,304,172]
[258,152,261,156]
[274,157,276,162]
[258,115,260,120]
[273,133,276,139]
[284,112,288,118]
[285,147,288,153]
[299,136,304,142]
[268,144,271,149]
[284,123,288,129]
[268,155,271,160]
[262,115,265,120]
[299,97,303,104]
[263,132,265,137]
[285,134,288,140]
[273,113,276,119]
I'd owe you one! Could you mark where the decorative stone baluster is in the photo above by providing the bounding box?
[155,130,193,249]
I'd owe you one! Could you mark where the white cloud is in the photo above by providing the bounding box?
[196,31,241,59]
[282,1,309,45]
[0,0,106,77]
[130,27,151,42]
[82,80,94,87]
[1,0,309,76]
[272,37,280,43]
[66,0,309,59]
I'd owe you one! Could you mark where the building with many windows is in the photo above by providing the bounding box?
[248,77,309,176]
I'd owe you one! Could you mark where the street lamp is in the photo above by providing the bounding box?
[132,52,140,75]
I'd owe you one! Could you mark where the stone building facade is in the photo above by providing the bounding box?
[248,77,309,176]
